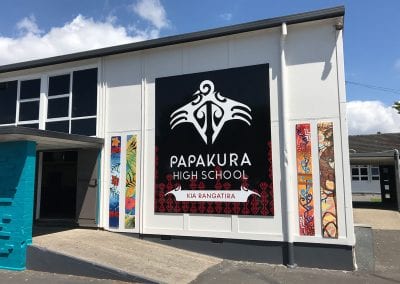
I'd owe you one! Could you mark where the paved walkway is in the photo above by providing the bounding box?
[33,229,221,284]
[353,208,400,230]
[27,208,399,283]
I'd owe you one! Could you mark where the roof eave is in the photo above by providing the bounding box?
[0,6,344,74]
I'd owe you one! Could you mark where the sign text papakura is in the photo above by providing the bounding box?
[155,64,274,216]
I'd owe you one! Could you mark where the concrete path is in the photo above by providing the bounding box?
[0,269,130,284]
[33,229,221,284]
[193,229,400,284]
[27,208,399,283]
[353,208,400,230]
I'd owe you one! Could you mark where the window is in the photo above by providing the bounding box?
[70,68,97,135]
[72,68,97,118]
[18,79,41,127]
[352,165,368,181]
[351,165,380,181]
[0,81,17,124]
[46,74,71,133]
[19,101,40,121]
[47,97,69,118]
[49,74,70,97]
[46,120,69,133]
[71,118,96,136]
[45,68,97,135]
[371,166,380,180]
[0,67,98,136]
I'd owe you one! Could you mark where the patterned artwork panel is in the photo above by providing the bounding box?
[296,123,315,236]
[109,136,121,228]
[125,135,137,229]
[318,122,338,238]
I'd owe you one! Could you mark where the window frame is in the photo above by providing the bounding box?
[351,165,380,182]
[45,67,98,135]
[17,78,41,126]
[45,72,72,133]
[0,63,99,136]
[370,166,380,180]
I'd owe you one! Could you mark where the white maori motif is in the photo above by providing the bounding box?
[170,80,252,144]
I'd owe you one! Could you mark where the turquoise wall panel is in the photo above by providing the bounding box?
[0,141,36,270]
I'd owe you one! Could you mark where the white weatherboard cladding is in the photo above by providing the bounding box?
[101,18,353,244]
[286,22,339,120]
[352,181,381,194]
[104,54,143,132]
[228,29,281,123]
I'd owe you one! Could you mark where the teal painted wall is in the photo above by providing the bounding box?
[0,141,36,270]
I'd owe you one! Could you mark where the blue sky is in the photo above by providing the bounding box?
[0,0,399,134]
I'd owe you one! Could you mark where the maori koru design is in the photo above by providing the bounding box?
[170,80,252,144]
[296,124,315,236]
[318,122,338,238]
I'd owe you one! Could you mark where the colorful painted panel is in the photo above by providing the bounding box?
[296,124,315,236]
[109,136,121,228]
[318,122,338,238]
[125,135,137,229]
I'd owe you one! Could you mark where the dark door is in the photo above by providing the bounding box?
[379,165,398,205]
[75,149,99,227]
[40,151,77,219]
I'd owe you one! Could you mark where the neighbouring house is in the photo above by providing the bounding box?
[349,133,400,210]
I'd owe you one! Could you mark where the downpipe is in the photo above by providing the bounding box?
[280,22,297,268]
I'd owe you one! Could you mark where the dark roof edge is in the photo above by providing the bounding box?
[0,6,344,74]
[350,152,396,158]
[0,126,104,145]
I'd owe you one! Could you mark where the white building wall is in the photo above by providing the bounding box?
[102,17,354,245]
[0,15,353,246]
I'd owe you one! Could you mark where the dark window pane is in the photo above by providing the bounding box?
[19,101,39,121]
[351,168,359,176]
[352,176,359,181]
[49,74,70,96]
[71,118,96,136]
[20,79,41,99]
[371,167,379,176]
[46,120,69,133]
[18,123,39,129]
[0,80,17,124]
[360,168,368,175]
[372,176,380,181]
[360,176,368,181]
[48,97,69,118]
[72,68,97,117]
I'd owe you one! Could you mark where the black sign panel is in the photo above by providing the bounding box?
[155,64,273,216]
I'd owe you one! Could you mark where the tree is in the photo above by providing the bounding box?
[393,101,400,114]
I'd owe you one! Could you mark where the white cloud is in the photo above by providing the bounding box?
[346,100,400,135]
[131,0,169,29]
[219,13,233,21]
[0,15,158,65]
[16,15,43,35]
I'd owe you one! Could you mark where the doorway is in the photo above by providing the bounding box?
[39,151,78,219]
[379,165,398,206]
